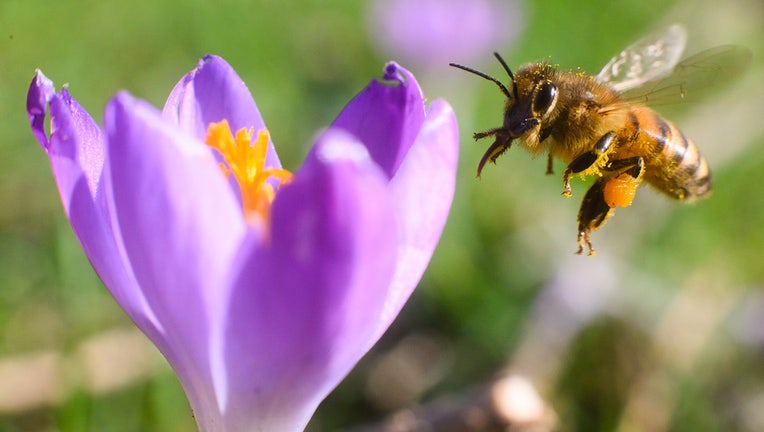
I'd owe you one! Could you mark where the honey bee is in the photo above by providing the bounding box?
[450,24,751,255]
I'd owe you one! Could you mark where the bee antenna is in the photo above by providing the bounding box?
[493,52,518,99]
[449,62,513,100]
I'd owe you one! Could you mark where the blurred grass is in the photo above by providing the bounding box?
[1,0,763,431]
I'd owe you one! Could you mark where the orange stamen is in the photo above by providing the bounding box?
[205,120,292,226]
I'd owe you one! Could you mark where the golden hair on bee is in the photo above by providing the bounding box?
[450,24,751,255]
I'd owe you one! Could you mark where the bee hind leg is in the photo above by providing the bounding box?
[603,156,644,178]
[576,157,644,255]
[562,131,616,197]
[576,178,614,256]
[601,156,644,207]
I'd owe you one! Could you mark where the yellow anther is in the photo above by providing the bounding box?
[205,120,292,226]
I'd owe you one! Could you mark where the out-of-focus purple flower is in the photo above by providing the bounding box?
[368,0,524,70]
[27,55,458,431]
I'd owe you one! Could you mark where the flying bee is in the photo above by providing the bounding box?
[450,24,752,255]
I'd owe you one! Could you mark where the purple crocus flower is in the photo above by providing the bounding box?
[27,55,458,431]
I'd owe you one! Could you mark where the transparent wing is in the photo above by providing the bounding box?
[620,44,753,105]
[596,24,687,93]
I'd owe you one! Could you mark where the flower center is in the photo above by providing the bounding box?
[205,120,292,226]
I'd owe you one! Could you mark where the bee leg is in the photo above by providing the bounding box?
[578,230,595,256]
[576,177,614,256]
[546,152,554,175]
[562,131,617,197]
[604,156,644,178]
[474,127,506,140]
[576,157,643,255]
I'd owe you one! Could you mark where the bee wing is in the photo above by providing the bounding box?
[596,24,687,93]
[619,44,753,105]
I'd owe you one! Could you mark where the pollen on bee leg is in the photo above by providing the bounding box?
[603,173,638,208]
[204,120,293,226]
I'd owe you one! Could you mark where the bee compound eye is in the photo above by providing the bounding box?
[534,81,558,117]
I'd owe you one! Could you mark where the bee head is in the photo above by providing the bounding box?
[450,54,559,177]
[507,65,559,132]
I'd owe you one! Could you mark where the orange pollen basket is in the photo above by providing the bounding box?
[603,173,638,208]
[204,120,293,226]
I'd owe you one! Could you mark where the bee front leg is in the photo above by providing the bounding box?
[474,127,506,140]
[576,177,614,256]
[562,131,616,197]
[541,127,555,175]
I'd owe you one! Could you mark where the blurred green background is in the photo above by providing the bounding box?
[1,0,763,431]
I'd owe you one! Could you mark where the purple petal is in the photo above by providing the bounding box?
[221,129,398,430]
[162,55,282,170]
[375,99,459,339]
[328,62,426,179]
[49,89,107,202]
[104,92,248,424]
[26,73,164,342]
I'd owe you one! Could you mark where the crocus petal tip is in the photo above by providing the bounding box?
[27,69,57,150]
[314,129,373,166]
[426,98,459,130]
[384,61,400,77]
[382,61,414,86]
[106,90,136,115]
[200,54,223,67]
[33,69,49,84]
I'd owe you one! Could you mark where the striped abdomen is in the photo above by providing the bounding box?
[626,107,711,201]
